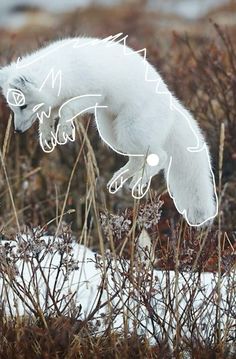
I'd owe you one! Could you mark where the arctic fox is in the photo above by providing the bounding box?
[0,35,217,226]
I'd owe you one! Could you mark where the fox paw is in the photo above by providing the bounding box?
[129,173,152,199]
[39,131,56,153]
[107,168,130,193]
[56,121,75,144]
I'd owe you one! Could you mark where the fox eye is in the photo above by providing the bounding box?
[20,104,27,110]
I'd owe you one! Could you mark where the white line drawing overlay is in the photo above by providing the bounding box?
[38,68,62,97]
[0,33,218,226]
[7,88,25,107]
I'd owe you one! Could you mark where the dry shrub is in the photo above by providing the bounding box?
[0,5,235,358]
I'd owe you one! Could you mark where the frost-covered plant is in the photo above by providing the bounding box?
[100,195,163,240]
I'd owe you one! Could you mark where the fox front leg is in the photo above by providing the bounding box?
[56,107,75,145]
[107,156,145,193]
[38,108,58,152]
[56,95,105,145]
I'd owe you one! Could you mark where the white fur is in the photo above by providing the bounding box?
[0,36,217,226]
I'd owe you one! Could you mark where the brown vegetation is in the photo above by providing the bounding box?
[0,3,235,358]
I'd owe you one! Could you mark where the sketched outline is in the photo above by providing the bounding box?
[38,68,62,97]
[7,88,25,107]
[12,33,218,226]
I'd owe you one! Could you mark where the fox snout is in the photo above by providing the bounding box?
[14,128,23,134]
[13,113,36,133]
[13,119,28,133]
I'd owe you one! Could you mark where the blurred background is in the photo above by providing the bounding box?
[0,0,233,29]
[0,0,235,39]
[0,0,235,270]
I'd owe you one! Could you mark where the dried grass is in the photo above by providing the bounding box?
[0,4,235,358]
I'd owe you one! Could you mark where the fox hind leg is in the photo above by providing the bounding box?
[95,112,145,189]
[107,156,145,190]
[129,149,168,192]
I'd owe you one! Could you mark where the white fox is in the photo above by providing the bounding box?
[0,34,218,226]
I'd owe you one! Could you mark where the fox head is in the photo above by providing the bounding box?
[0,65,61,133]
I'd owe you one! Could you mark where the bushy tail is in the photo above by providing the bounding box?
[163,105,218,227]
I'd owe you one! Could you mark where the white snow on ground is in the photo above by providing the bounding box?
[0,235,235,344]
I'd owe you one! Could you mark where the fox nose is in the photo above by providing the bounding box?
[14,129,22,134]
